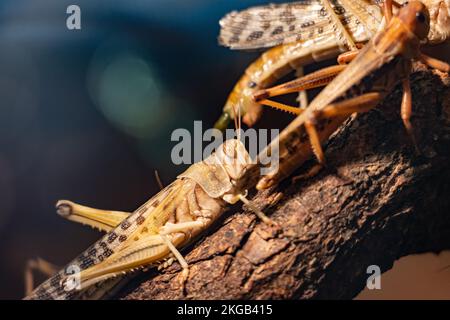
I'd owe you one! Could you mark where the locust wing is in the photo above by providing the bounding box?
[26,179,186,299]
[219,0,382,50]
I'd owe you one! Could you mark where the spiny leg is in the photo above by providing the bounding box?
[24,258,60,296]
[304,120,326,166]
[253,64,346,102]
[56,200,130,232]
[257,99,304,115]
[295,67,309,109]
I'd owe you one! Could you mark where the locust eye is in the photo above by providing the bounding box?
[247,81,257,88]
[402,1,409,7]
[416,11,426,23]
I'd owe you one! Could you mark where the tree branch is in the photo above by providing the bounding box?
[117,65,450,299]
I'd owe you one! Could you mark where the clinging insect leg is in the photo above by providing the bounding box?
[56,200,130,232]
[25,258,60,296]
[401,77,420,153]
[159,220,206,235]
[238,194,279,227]
[383,0,394,22]
[160,234,190,286]
[158,220,209,286]
[291,163,325,183]
[257,99,305,115]
[304,121,327,166]
[419,53,450,73]
[305,92,383,165]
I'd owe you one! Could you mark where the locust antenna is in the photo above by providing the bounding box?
[231,102,238,134]
[154,170,164,190]
[237,100,242,141]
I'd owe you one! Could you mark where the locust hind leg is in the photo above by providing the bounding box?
[253,64,346,113]
[24,258,60,296]
[56,200,130,232]
[295,67,309,109]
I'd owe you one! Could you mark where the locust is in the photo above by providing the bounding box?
[214,0,450,130]
[25,132,275,300]
[239,0,450,191]
[25,1,449,300]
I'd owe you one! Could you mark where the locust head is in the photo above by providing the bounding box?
[215,138,252,182]
[213,139,253,204]
[180,138,252,204]
[398,1,431,40]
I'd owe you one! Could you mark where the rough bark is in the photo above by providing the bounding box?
[117,65,450,300]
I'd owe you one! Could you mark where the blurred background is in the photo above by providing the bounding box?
[0,0,449,299]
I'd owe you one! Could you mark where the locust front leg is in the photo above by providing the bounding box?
[305,92,383,165]
[401,54,450,153]
[261,92,383,180]
[56,200,130,232]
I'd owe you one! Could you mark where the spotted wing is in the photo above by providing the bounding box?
[219,0,379,50]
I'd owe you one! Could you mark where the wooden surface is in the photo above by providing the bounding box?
[116,65,450,299]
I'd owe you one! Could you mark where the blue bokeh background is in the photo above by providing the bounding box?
[0,0,291,298]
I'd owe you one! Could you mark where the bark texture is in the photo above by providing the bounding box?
[118,65,450,299]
